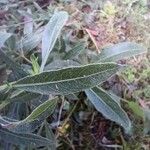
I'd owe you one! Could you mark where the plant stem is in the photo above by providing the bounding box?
[62,99,79,128]
[57,96,65,127]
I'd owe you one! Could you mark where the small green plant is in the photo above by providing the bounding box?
[0,11,147,149]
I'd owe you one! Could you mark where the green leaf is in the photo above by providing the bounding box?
[85,87,131,133]
[40,11,68,72]
[22,97,58,123]
[30,54,40,75]
[0,91,9,102]
[45,121,56,150]
[1,97,57,133]
[0,91,42,110]
[54,36,66,53]
[0,116,18,126]
[63,42,85,60]
[23,8,33,35]
[16,28,43,53]
[0,50,28,79]
[44,59,79,71]
[0,31,12,48]
[12,63,122,95]
[0,126,53,147]
[127,101,144,118]
[93,42,147,62]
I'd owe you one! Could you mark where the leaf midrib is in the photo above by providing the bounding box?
[13,66,118,87]
[24,99,57,122]
[99,48,145,61]
[90,88,130,127]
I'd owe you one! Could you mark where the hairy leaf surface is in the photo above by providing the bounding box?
[1,97,57,133]
[0,50,28,79]
[0,126,53,147]
[45,121,56,150]
[16,28,43,53]
[63,42,85,60]
[13,63,122,95]
[44,59,79,71]
[85,87,131,132]
[0,32,12,48]
[40,11,68,71]
[0,92,41,110]
[93,42,147,62]
[23,97,58,123]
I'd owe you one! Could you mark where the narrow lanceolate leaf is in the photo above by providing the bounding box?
[0,50,28,79]
[44,59,79,71]
[85,87,131,133]
[4,97,57,133]
[23,8,33,35]
[22,97,58,123]
[63,42,85,60]
[40,11,68,72]
[16,28,43,53]
[45,121,56,150]
[93,42,147,62]
[0,116,18,127]
[0,32,12,48]
[0,91,8,103]
[12,63,122,95]
[0,126,53,147]
[0,91,42,110]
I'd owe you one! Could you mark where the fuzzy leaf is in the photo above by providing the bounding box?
[23,8,33,35]
[40,11,68,71]
[45,121,56,150]
[44,59,79,71]
[0,50,28,79]
[22,97,58,123]
[1,97,57,133]
[0,91,41,110]
[0,116,18,126]
[63,42,85,60]
[0,32,12,48]
[12,63,122,95]
[0,126,54,147]
[85,87,131,133]
[93,42,147,62]
[16,28,43,53]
